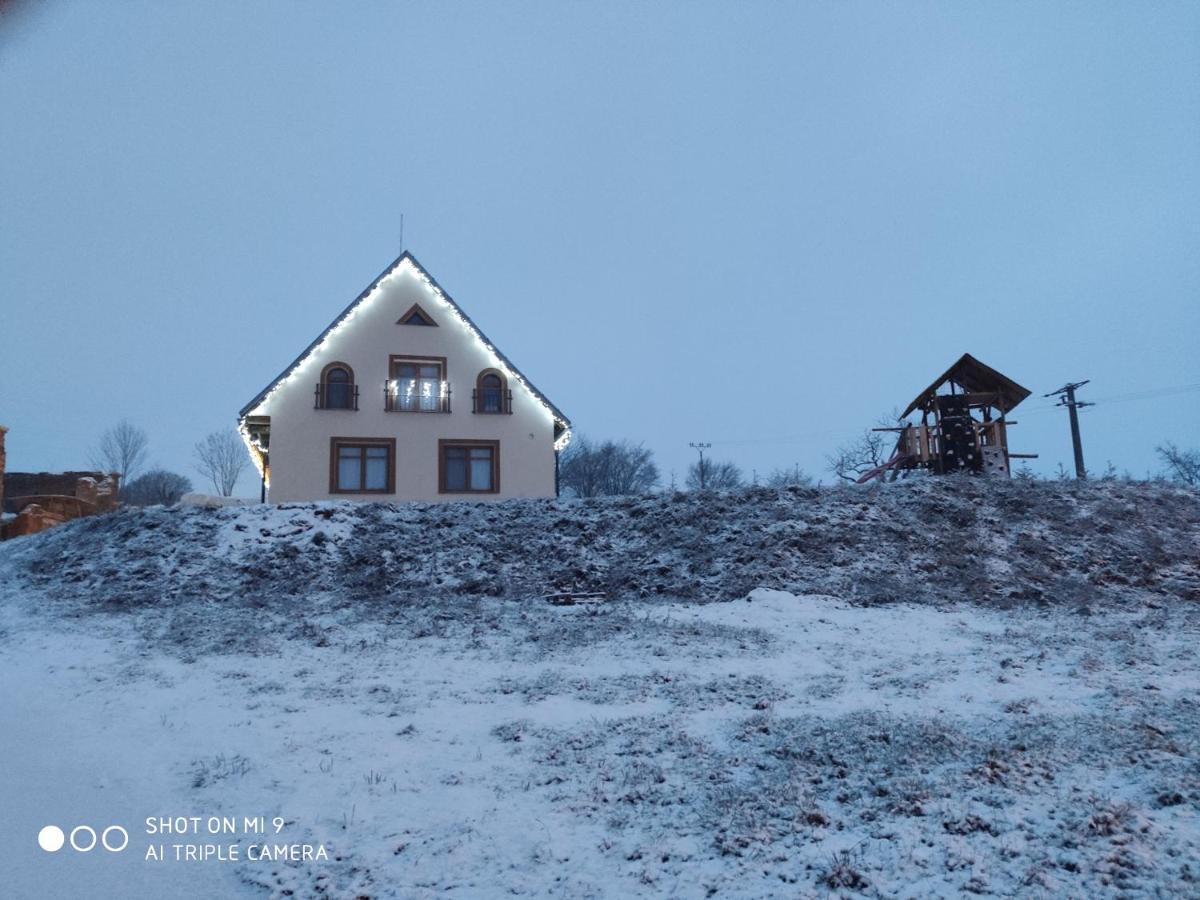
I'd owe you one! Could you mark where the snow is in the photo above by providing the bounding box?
[0,480,1197,897]
[180,494,258,508]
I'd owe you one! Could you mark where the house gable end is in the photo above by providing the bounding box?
[237,252,572,445]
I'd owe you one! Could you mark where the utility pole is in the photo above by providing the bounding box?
[689,442,712,489]
[1044,380,1093,479]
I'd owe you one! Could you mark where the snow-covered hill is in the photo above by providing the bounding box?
[12,477,1200,617]
[1,479,1197,898]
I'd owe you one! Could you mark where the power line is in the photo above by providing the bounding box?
[1088,382,1200,405]
[698,380,1200,449]
[1020,381,1200,416]
[707,427,847,447]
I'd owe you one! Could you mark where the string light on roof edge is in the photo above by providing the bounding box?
[237,258,573,474]
[238,420,268,485]
[405,260,572,448]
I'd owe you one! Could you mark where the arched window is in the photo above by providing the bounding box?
[318,363,357,410]
[475,370,509,414]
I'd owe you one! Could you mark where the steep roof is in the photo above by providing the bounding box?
[902,353,1031,418]
[237,251,571,437]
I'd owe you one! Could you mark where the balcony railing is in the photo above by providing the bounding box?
[472,388,513,414]
[314,383,359,410]
[385,380,451,413]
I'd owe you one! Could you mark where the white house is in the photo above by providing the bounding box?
[238,252,571,503]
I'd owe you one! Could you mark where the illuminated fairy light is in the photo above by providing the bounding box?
[238,256,573,469]
[238,420,269,486]
[402,260,571,445]
[383,378,449,411]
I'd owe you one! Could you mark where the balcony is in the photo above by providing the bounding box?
[385,379,451,413]
[472,388,513,414]
[314,383,359,410]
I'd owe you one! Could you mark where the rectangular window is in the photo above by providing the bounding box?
[388,356,448,412]
[364,446,389,490]
[330,438,395,494]
[439,440,499,494]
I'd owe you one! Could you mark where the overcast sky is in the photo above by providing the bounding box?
[2,1,1197,494]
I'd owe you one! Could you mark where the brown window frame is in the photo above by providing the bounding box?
[438,439,500,495]
[397,303,438,326]
[329,437,396,494]
[386,355,450,413]
[316,362,357,410]
[473,368,512,415]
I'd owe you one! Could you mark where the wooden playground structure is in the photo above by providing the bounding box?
[857,353,1038,483]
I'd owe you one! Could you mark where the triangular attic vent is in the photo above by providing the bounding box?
[398,303,437,326]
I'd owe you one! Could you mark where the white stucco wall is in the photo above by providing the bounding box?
[246,261,562,503]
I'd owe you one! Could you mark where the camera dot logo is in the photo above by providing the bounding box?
[71,826,98,852]
[102,826,129,852]
[38,826,66,852]
[38,824,128,853]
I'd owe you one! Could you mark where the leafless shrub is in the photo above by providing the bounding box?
[492,719,533,743]
[764,464,814,487]
[122,468,192,506]
[191,753,250,788]
[888,778,932,817]
[1156,442,1200,486]
[943,814,998,836]
[823,848,869,890]
[1086,801,1133,837]
[559,436,659,497]
[686,458,743,490]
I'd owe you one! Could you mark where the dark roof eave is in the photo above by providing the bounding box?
[237,252,411,420]
[901,353,1032,418]
[237,251,572,430]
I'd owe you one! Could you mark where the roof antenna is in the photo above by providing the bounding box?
[399,213,405,254]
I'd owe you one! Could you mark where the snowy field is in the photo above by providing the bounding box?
[1,481,1197,898]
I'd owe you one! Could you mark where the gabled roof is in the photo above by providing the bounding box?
[237,251,571,436]
[902,353,1031,418]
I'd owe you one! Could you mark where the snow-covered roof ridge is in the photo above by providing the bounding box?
[237,250,572,439]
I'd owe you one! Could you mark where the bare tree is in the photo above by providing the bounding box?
[766,464,814,488]
[602,441,659,495]
[194,429,249,496]
[827,411,903,483]
[560,436,604,498]
[1156,442,1200,486]
[121,469,192,506]
[91,419,149,482]
[686,458,743,490]
[560,436,659,497]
